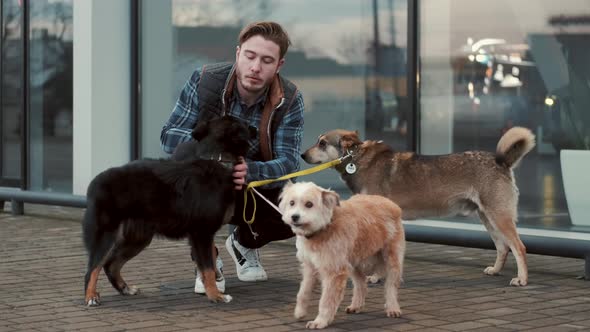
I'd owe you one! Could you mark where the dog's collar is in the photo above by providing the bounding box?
[335,146,360,174]
[341,149,355,162]
[343,144,362,161]
[204,153,235,169]
[302,223,331,240]
[304,232,317,240]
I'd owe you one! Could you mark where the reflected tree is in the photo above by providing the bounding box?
[29,0,73,137]
[1,0,23,139]
[231,0,275,27]
[1,0,20,42]
[334,33,367,65]
[175,0,277,27]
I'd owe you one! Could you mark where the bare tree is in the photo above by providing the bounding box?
[2,1,21,43]
[173,2,224,26]
[232,0,276,27]
[173,0,277,27]
[335,33,367,64]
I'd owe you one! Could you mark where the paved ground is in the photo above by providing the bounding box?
[2,205,590,332]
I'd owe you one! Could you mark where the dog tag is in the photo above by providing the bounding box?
[345,163,357,174]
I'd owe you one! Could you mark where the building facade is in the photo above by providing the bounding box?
[1,0,589,239]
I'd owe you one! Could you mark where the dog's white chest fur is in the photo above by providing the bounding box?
[296,236,322,266]
[296,236,341,269]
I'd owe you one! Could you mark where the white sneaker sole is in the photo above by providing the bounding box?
[194,278,225,294]
[225,236,268,282]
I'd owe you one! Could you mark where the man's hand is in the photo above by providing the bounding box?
[233,157,248,190]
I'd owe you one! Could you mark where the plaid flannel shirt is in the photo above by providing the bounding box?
[160,68,305,188]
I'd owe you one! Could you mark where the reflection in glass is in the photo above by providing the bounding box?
[28,0,73,192]
[420,0,590,232]
[147,0,409,189]
[1,0,23,187]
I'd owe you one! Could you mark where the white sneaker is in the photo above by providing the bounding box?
[225,233,268,282]
[194,255,225,294]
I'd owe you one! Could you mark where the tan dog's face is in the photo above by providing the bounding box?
[278,181,340,237]
[301,130,361,164]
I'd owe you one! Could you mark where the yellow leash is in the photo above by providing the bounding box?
[242,156,348,233]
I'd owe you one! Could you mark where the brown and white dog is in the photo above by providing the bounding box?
[301,127,535,286]
[279,181,405,329]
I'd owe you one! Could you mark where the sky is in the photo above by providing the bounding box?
[171,0,589,64]
[172,0,408,64]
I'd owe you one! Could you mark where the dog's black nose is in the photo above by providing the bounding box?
[300,153,305,159]
[291,214,300,223]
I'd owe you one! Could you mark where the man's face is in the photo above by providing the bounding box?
[235,35,285,96]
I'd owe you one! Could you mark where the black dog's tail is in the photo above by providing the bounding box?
[82,203,116,267]
[82,202,117,295]
[495,127,536,169]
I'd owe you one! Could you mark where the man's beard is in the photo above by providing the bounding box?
[238,73,268,94]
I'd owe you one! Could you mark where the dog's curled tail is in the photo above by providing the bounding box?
[495,126,536,169]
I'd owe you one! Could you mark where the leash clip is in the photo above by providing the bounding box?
[340,149,354,162]
[242,157,345,228]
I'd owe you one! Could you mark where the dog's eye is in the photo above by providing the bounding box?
[289,200,295,206]
[318,140,326,148]
[305,201,313,208]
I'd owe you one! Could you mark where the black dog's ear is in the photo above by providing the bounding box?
[248,126,258,140]
[192,121,209,141]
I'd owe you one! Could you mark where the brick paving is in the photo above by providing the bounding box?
[1,204,590,331]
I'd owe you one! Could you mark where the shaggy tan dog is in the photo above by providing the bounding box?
[302,127,535,286]
[279,181,405,329]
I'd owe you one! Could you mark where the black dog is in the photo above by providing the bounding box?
[82,116,255,306]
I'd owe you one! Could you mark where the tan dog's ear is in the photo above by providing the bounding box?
[283,180,294,189]
[339,131,361,151]
[321,189,340,209]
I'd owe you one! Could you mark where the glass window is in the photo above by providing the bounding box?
[28,0,73,192]
[420,0,590,232]
[142,0,409,192]
[1,0,22,187]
